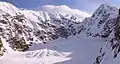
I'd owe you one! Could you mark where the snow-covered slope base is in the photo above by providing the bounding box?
[0,36,105,64]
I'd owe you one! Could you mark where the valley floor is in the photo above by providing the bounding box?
[0,36,105,64]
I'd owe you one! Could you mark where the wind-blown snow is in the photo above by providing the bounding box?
[41,5,90,21]
[0,2,19,15]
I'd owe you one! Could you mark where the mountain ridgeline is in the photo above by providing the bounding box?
[0,2,120,64]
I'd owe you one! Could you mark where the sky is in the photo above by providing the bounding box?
[6,0,120,14]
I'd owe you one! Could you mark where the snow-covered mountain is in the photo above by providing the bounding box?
[0,1,120,64]
[40,5,90,21]
[80,3,120,64]
[0,2,89,52]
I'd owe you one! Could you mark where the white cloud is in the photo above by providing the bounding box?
[41,5,90,20]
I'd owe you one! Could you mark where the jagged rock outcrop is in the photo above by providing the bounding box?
[0,38,5,56]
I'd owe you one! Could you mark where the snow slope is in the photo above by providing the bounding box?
[0,36,105,64]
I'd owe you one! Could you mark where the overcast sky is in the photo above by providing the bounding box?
[10,0,120,14]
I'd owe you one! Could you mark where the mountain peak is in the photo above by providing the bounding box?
[100,3,110,7]
[91,3,118,19]
[41,5,90,20]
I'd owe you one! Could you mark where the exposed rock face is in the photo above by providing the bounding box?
[114,9,120,40]
[9,36,29,51]
[55,26,70,39]
[0,38,5,56]
[110,9,120,58]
